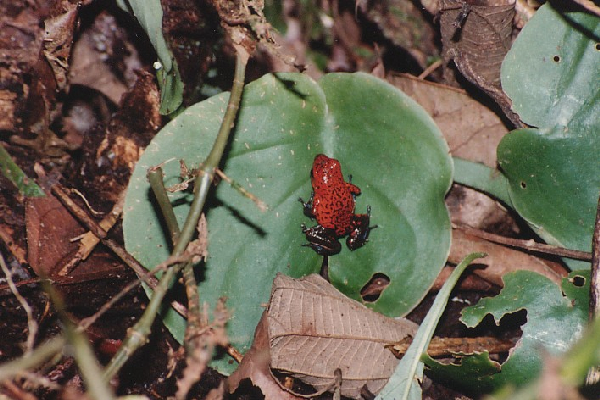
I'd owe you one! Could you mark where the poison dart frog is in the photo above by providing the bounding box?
[299,154,375,256]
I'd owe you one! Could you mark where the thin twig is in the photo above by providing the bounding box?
[570,0,600,18]
[418,59,443,79]
[0,337,65,381]
[215,168,268,212]
[585,193,600,385]
[51,184,152,282]
[456,225,592,262]
[589,194,600,320]
[102,264,182,381]
[57,189,125,276]
[79,254,192,330]
[0,252,37,354]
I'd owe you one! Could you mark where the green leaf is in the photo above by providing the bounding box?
[424,270,588,393]
[561,301,600,385]
[123,72,452,373]
[498,3,600,268]
[116,0,183,115]
[452,157,512,207]
[0,144,44,197]
[376,253,486,400]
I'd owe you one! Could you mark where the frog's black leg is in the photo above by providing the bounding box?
[365,205,379,231]
[298,192,315,219]
[302,224,342,256]
[346,205,378,251]
[348,174,359,201]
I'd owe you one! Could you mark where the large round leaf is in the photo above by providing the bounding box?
[498,4,600,260]
[123,73,452,373]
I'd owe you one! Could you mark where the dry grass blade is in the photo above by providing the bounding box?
[267,274,418,399]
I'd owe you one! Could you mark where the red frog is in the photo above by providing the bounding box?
[299,154,375,256]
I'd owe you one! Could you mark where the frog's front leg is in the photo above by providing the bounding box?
[298,193,316,219]
[346,205,378,251]
[301,223,342,256]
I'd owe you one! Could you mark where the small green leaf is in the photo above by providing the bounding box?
[498,3,600,269]
[0,144,44,197]
[117,0,183,114]
[424,271,588,393]
[452,157,511,207]
[123,73,452,373]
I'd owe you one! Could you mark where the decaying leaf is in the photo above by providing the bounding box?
[449,228,567,287]
[43,3,79,90]
[268,274,418,399]
[26,194,85,277]
[439,0,519,125]
[389,73,508,167]
[227,312,302,400]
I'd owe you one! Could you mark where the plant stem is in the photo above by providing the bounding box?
[148,166,181,245]
[175,52,248,256]
[103,51,248,382]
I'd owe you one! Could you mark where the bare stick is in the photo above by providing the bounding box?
[456,225,592,262]
[589,194,600,319]
[0,252,37,354]
[585,194,600,385]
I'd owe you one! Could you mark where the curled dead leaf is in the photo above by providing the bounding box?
[439,0,520,125]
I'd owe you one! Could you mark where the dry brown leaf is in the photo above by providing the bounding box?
[446,185,517,235]
[439,0,519,125]
[69,12,138,104]
[268,273,418,399]
[0,8,43,131]
[26,194,84,277]
[449,228,567,286]
[388,73,509,167]
[43,3,79,90]
[227,312,302,400]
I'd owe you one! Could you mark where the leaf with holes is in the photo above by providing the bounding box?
[498,3,600,269]
[423,270,588,393]
[123,73,452,373]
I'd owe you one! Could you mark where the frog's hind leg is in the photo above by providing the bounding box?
[346,205,378,251]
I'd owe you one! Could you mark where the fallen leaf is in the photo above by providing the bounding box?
[68,12,137,104]
[449,228,566,286]
[43,2,79,90]
[268,274,418,399]
[227,312,302,400]
[389,73,508,167]
[439,0,518,125]
[26,194,84,277]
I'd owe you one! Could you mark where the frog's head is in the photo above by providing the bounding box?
[311,154,343,189]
